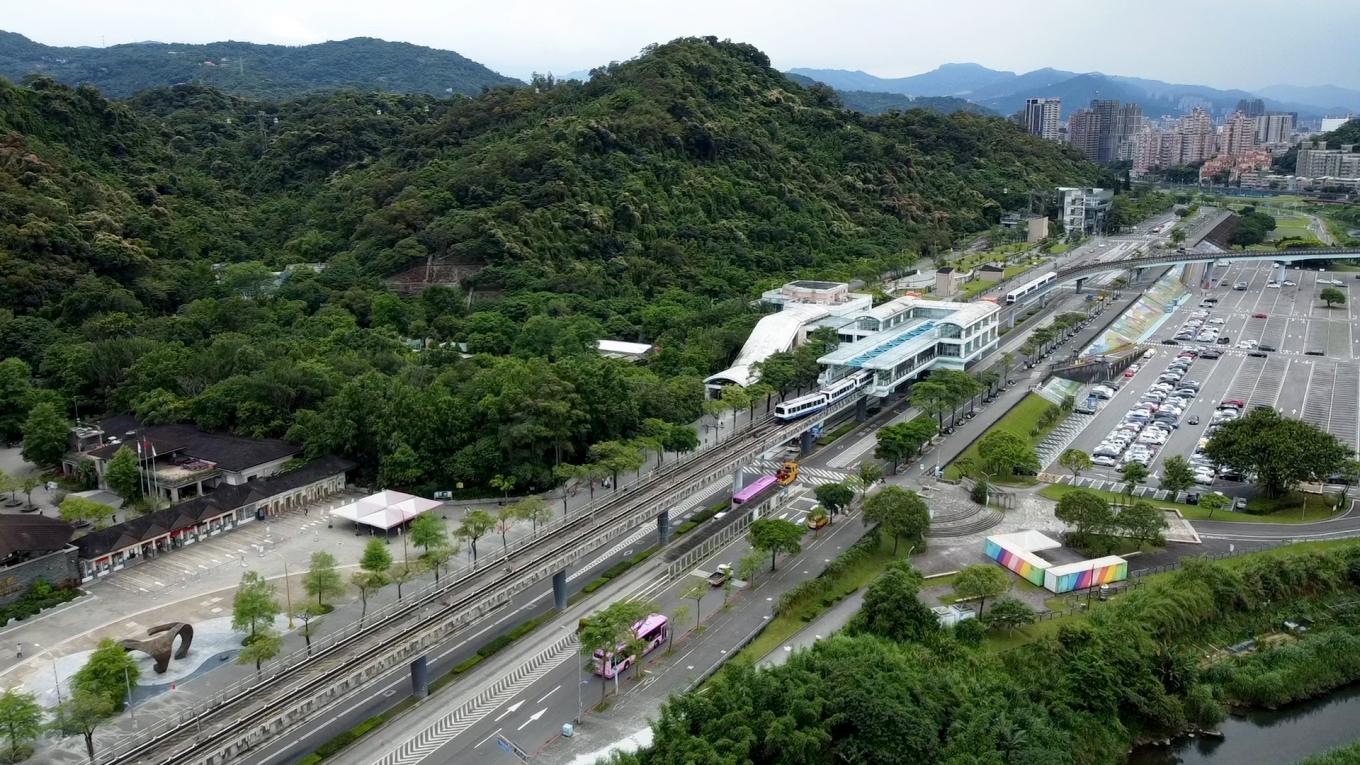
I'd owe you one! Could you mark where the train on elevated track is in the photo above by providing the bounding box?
[773,370,872,421]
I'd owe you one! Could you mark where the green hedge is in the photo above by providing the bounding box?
[0,580,80,625]
[675,499,730,538]
[816,421,857,447]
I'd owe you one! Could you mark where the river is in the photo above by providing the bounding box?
[1129,684,1360,764]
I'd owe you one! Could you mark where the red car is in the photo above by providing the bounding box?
[1252,312,1267,319]
[1221,399,1245,409]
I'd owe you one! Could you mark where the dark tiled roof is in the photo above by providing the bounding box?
[978,263,1005,272]
[0,515,74,559]
[90,419,300,472]
[262,456,356,493]
[74,456,353,560]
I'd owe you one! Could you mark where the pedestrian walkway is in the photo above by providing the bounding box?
[1036,411,1096,468]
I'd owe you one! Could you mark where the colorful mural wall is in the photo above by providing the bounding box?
[1043,557,1129,594]
[1085,266,1189,356]
[984,532,1129,594]
[983,537,1047,587]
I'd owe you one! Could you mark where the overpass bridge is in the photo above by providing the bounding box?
[1029,246,1360,301]
[99,395,861,765]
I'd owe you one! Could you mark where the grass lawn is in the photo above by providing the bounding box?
[734,535,905,664]
[1268,214,1314,241]
[1046,241,1073,255]
[944,393,1058,481]
[982,611,1079,652]
[1036,484,1344,524]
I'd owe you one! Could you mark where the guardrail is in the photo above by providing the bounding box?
[99,395,863,764]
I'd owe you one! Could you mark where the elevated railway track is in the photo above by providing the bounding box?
[101,396,861,765]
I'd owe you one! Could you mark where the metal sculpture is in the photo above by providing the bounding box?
[119,622,194,674]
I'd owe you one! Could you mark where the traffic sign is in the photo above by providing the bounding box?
[495,734,530,762]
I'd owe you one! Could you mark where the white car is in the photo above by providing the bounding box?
[1267,283,1281,289]
[1209,318,1226,325]
[1194,471,1216,485]
[1237,340,1257,349]
[1092,455,1118,467]
[1283,280,1296,287]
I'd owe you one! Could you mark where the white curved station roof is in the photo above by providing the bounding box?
[704,303,830,388]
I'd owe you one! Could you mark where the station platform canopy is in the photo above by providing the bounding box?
[330,490,441,530]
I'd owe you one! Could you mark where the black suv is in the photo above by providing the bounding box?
[1258,344,1277,352]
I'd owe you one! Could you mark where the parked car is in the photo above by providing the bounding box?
[1252,312,1267,319]
[1258,344,1277,352]
[1233,497,1249,511]
[1092,455,1118,467]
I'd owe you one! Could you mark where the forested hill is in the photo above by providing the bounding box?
[0,31,521,99]
[0,37,1109,494]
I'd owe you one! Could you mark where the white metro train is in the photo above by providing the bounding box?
[1004,271,1057,304]
[773,371,872,421]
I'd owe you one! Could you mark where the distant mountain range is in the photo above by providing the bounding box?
[783,72,991,116]
[788,64,1360,118]
[0,31,521,99]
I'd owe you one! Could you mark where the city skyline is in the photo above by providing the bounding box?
[4,0,1360,90]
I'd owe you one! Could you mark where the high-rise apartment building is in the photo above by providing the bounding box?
[1067,99,1141,163]
[1254,113,1296,146]
[1176,108,1216,164]
[1022,97,1062,141]
[1220,111,1258,157]
[1067,110,1102,161]
[1236,98,1265,118]
[1295,141,1360,179]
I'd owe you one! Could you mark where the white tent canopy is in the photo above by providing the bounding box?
[330,490,442,530]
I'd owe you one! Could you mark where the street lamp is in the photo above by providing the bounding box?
[30,642,61,707]
[282,559,295,630]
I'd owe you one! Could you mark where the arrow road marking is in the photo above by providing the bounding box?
[517,708,546,731]
[493,700,523,722]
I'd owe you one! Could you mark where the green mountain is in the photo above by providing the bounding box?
[0,37,1108,491]
[0,31,521,99]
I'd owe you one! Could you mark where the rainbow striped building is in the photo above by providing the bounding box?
[983,530,1128,594]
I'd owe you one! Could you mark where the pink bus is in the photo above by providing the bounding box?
[592,614,668,678]
[732,475,778,506]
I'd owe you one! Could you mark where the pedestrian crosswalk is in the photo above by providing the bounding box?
[751,462,853,487]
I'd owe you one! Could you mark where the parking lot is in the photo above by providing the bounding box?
[1055,261,1360,488]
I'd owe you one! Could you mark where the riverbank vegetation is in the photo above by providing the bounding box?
[606,541,1360,765]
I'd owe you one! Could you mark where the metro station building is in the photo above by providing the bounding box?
[816,294,1002,398]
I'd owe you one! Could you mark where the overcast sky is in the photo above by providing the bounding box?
[7,0,1359,90]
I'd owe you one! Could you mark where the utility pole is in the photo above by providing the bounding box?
[283,559,294,630]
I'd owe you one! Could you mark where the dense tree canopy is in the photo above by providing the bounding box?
[1204,409,1350,498]
[0,38,1108,491]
